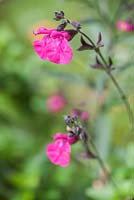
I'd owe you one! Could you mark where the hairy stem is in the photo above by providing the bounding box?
[90,139,120,190]
[82,123,119,189]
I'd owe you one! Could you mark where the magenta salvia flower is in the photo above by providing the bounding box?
[46,133,78,167]
[33,27,73,64]
[116,20,133,32]
[46,94,65,113]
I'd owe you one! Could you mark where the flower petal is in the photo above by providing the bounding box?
[33,36,49,60]
[45,38,73,64]
[53,133,68,140]
[33,27,55,35]
[46,139,71,167]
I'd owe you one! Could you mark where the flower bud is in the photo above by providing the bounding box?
[54,11,64,21]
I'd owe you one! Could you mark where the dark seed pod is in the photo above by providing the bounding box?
[65,29,78,41]
[77,36,94,51]
[97,32,104,47]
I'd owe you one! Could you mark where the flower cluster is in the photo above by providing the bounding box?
[46,115,95,167]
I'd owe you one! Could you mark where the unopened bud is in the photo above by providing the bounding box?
[70,20,81,29]
[54,11,64,21]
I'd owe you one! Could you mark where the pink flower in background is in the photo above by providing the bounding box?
[46,133,78,167]
[33,27,73,64]
[46,94,65,113]
[116,20,133,32]
[80,111,89,120]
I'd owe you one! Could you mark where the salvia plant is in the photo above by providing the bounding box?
[33,10,134,199]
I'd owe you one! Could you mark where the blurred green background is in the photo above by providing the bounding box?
[0,0,134,199]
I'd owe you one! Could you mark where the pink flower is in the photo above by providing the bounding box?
[33,27,73,64]
[80,111,89,120]
[46,133,78,167]
[116,20,133,32]
[46,94,65,113]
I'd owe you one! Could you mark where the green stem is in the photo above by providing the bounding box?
[79,30,134,133]
[90,139,120,190]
